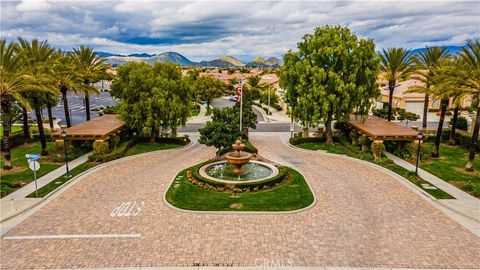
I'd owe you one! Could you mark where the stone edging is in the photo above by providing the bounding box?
[162,166,317,216]
[0,140,194,225]
[284,139,438,201]
[198,160,279,184]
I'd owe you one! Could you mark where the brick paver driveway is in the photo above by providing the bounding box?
[1,133,479,269]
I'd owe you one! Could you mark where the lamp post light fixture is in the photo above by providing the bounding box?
[61,130,72,178]
[415,130,423,176]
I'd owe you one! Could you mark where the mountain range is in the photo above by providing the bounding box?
[100,51,282,68]
[100,46,463,68]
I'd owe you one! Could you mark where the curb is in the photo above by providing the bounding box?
[284,139,439,201]
[162,164,317,215]
[0,140,194,225]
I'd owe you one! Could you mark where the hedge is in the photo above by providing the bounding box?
[426,129,479,152]
[88,139,136,162]
[289,136,326,145]
[188,162,289,191]
[1,132,25,151]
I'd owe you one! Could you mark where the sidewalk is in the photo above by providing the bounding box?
[188,104,212,123]
[0,151,92,222]
[385,152,480,237]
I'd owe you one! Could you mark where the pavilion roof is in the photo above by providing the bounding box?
[349,115,419,141]
[51,114,124,141]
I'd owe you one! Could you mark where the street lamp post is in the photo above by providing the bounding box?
[415,130,423,176]
[61,130,72,178]
[267,82,271,122]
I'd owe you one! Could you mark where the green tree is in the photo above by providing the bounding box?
[198,107,240,156]
[194,75,226,112]
[73,46,109,121]
[280,25,380,143]
[111,62,153,138]
[17,38,55,155]
[438,39,480,170]
[407,46,450,128]
[1,40,32,168]
[51,51,87,127]
[378,47,415,121]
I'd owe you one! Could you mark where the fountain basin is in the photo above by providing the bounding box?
[199,160,279,184]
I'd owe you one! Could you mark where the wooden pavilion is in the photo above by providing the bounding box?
[51,114,125,142]
[349,115,419,142]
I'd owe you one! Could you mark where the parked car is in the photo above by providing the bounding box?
[229,96,238,102]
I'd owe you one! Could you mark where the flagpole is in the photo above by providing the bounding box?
[239,79,243,134]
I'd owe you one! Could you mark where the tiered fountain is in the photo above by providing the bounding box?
[199,140,278,183]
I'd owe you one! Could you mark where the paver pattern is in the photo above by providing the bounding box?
[1,134,479,269]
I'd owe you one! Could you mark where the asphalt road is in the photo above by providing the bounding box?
[211,97,265,122]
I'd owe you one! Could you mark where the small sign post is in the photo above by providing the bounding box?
[26,154,41,197]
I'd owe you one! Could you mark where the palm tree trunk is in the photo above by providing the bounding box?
[387,80,396,121]
[150,126,156,143]
[47,103,54,130]
[422,94,429,129]
[22,105,30,141]
[61,86,71,127]
[32,96,48,156]
[2,100,13,169]
[432,97,449,157]
[449,105,460,145]
[325,113,333,144]
[85,93,91,121]
[465,106,480,171]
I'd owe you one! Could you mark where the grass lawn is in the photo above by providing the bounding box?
[296,140,454,199]
[0,125,22,134]
[126,142,186,156]
[27,162,97,198]
[0,141,90,198]
[420,142,479,183]
[166,167,314,211]
[1,142,61,197]
[191,106,200,117]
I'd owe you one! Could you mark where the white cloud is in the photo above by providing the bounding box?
[1,0,479,61]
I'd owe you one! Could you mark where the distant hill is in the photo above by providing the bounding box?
[219,56,245,66]
[411,46,463,56]
[247,56,282,67]
[128,53,154,58]
[101,51,281,67]
[103,51,195,67]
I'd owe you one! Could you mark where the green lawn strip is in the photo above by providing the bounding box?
[420,142,480,184]
[26,162,97,198]
[0,141,91,198]
[126,142,185,156]
[296,141,454,199]
[166,167,314,211]
[383,164,454,199]
[191,107,200,116]
[0,125,22,134]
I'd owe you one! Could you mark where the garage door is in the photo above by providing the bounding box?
[405,100,424,118]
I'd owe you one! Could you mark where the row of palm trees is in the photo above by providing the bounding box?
[378,39,479,171]
[1,38,109,169]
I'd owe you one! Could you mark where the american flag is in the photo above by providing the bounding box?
[236,79,243,101]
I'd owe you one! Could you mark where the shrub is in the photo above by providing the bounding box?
[370,141,385,160]
[93,140,109,155]
[1,132,25,150]
[289,136,325,145]
[461,183,474,192]
[109,135,120,150]
[450,116,468,131]
[89,139,136,162]
[349,130,359,145]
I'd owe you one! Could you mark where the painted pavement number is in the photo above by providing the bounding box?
[110,201,145,217]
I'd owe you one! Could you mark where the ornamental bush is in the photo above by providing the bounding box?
[370,141,385,160]
[93,140,109,155]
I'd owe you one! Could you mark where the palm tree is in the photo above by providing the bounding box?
[408,46,450,128]
[1,40,29,169]
[17,38,55,156]
[73,46,108,121]
[440,39,480,171]
[378,48,415,121]
[429,80,451,158]
[51,51,87,127]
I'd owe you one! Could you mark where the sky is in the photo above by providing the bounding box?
[1,0,479,62]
